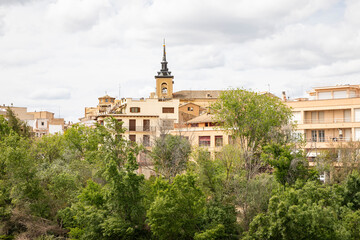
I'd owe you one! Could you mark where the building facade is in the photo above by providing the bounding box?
[285,85,360,159]
[0,105,65,136]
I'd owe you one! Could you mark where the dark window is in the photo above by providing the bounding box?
[129,135,136,142]
[162,107,174,113]
[215,136,223,147]
[129,119,136,131]
[205,123,209,127]
[143,119,150,131]
[199,136,211,147]
[105,99,108,102]
[188,107,194,111]
[130,107,140,113]
[41,122,44,126]
[143,135,150,147]
[311,130,317,142]
[318,130,325,142]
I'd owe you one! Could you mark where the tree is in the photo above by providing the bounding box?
[243,181,350,240]
[59,117,149,239]
[147,174,205,240]
[151,134,191,180]
[261,143,317,186]
[6,108,31,138]
[212,89,293,179]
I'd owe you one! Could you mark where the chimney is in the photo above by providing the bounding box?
[282,91,287,101]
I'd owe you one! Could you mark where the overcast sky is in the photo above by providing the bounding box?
[0,0,359,122]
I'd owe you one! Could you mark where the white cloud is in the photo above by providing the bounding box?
[30,88,71,100]
[0,0,357,122]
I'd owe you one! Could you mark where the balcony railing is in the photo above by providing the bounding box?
[303,118,351,124]
[306,137,352,143]
[127,126,157,132]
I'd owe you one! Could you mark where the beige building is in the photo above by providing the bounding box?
[285,85,360,159]
[0,105,64,136]
[172,113,232,158]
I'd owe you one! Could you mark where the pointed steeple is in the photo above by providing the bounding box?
[156,39,173,78]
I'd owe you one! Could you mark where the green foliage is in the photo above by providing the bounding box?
[342,171,360,210]
[147,174,205,240]
[59,117,148,240]
[194,224,226,240]
[244,181,350,240]
[212,89,293,150]
[151,134,191,180]
[5,108,31,138]
[261,143,318,185]
[212,89,293,180]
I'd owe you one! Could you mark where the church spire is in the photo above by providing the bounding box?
[156,39,173,78]
[162,38,166,62]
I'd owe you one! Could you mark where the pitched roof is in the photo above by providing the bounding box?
[173,90,222,99]
[186,113,216,124]
[98,94,115,99]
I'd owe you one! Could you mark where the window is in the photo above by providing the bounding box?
[143,135,150,147]
[345,110,351,122]
[143,119,150,131]
[190,123,199,127]
[188,107,194,111]
[162,107,174,113]
[41,122,44,126]
[318,92,331,100]
[355,109,360,122]
[228,135,235,145]
[129,135,136,142]
[318,130,325,142]
[333,91,347,99]
[318,111,324,123]
[311,130,317,142]
[199,136,211,147]
[215,136,223,147]
[130,107,140,113]
[311,112,317,123]
[129,119,136,131]
[105,99,108,102]
[205,123,209,127]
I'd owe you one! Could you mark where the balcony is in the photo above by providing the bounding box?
[303,118,351,124]
[306,137,352,143]
[127,126,157,132]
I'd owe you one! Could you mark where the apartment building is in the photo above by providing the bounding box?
[285,85,360,159]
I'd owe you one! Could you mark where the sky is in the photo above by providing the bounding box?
[0,0,359,122]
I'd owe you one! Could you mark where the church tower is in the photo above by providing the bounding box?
[155,39,174,99]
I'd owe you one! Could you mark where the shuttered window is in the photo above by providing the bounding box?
[162,107,174,113]
[199,136,211,146]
